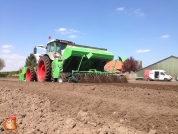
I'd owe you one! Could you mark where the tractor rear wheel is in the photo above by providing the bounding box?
[37,56,51,82]
[26,66,36,82]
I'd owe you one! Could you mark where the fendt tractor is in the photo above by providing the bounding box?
[19,39,127,83]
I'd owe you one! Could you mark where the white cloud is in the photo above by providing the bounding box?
[56,28,79,35]
[130,9,145,17]
[69,35,77,38]
[0,45,27,71]
[161,35,170,39]
[136,49,150,53]
[2,45,13,49]
[117,7,145,17]
[6,60,12,63]
[0,54,26,71]
[1,49,11,53]
[1,54,26,60]
[117,7,124,11]
[69,29,79,33]
[57,28,67,32]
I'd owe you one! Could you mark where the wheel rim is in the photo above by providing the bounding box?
[26,68,31,82]
[37,60,45,82]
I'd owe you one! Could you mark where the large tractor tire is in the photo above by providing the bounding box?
[37,56,51,82]
[26,66,37,82]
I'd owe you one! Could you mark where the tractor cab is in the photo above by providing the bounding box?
[46,40,68,60]
[47,41,67,55]
[34,39,72,60]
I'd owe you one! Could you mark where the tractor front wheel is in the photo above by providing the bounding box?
[26,66,36,82]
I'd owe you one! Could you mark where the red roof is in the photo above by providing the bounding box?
[104,60,123,72]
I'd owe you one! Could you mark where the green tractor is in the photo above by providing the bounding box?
[19,39,127,83]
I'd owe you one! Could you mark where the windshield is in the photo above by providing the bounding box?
[56,42,67,54]
[46,42,67,54]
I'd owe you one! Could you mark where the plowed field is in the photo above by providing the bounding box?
[0,78,178,134]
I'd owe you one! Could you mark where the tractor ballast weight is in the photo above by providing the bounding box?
[19,39,127,83]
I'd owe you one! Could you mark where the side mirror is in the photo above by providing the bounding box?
[34,47,37,54]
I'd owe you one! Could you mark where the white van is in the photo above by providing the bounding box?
[146,70,172,81]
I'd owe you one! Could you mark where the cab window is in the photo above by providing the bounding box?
[56,42,67,54]
[47,42,55,52]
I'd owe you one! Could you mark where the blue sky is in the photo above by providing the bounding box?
[0,0,178,71]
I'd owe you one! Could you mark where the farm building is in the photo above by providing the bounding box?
[137,55,178,79]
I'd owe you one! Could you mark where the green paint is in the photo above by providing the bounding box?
[20,39,126,82]
[19,66,27,82]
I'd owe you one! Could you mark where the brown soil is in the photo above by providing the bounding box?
[0,78,178,134]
